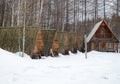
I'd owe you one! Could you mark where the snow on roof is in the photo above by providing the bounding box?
[86,20,103,43]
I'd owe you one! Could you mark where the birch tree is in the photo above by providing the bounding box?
[11,0,15,27]
[22,0,26,57]
[2,0,7,27]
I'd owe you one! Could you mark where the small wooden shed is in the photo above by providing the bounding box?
[86,20,119,52]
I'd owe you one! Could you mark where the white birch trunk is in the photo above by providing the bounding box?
[11,0,15,27]
[2,0,7,27]
[36,0,44,27]
[39,0,44,27]
[17,0,21,26]
[62,23,64,32]
[36,0,40,26]
[22,0,26,57]
[17,0,21,56]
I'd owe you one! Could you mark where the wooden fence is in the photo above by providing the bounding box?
[0,27,84,57]
[0,27,38,54]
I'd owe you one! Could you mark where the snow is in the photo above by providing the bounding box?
[0,48,120,84]
[15,52,31,59]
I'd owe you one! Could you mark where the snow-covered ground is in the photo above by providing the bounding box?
[0,48,120,84]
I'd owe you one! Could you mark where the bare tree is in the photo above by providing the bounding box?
[116,0,120,16]
[2,0,7,27]
[22,0,26,57]
[94,0,98,23]
[11,0,15,27]
[103,0,106,19]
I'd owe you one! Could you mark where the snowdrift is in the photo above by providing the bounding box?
[0,48,120,84]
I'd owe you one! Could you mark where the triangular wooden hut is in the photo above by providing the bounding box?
[51,32,59,56]
[86,20,119,52]
[31,31,44,59]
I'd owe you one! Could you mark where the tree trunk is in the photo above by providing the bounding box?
[94,0,98,24]
[11,0,15,27]
[2,0,7,27]
[22,0,26,57]
[84,0,87,34]
[66,0,69,31]
[116,0,119,16]
[103,0,106,19]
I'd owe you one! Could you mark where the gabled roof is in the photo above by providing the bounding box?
[86,20,103,43]
[86,20,119,43]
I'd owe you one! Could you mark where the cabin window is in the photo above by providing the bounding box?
[108,42,113,48]
[95,39,98,48]
[101,27,105,38]
[102,27,105,30]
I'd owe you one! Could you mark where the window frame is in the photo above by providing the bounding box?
[108,42,113,49]
[101,27,105,38]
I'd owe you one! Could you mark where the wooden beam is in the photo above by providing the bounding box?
[84,35,87,59]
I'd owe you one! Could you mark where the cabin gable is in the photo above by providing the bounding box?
[93,22,115,39]
[87,20,119,52]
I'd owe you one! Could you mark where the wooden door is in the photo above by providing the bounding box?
[91,42,94,50]
[99,41,106,51]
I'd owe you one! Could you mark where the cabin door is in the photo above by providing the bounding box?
[99,41,106,51]
[91,42,95,50]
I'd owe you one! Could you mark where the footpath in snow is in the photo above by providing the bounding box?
[0,48,120,84]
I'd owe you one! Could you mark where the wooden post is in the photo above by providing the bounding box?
[118,40,120,53]
[84,35,87,59]
[50,49,54,57]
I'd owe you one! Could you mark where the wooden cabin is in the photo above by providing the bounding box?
[86,20,119,52]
